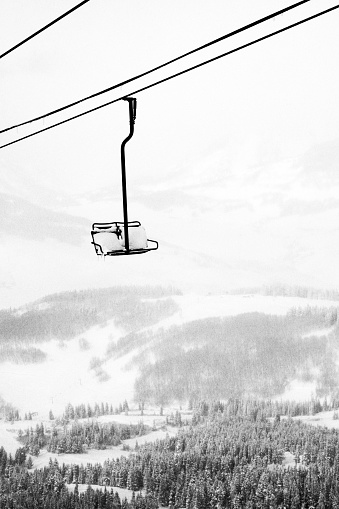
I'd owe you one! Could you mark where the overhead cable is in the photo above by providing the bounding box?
[0,0,91,60]
[0,0,310,135]
[0,3,338,150]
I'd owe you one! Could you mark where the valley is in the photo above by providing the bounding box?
[1,285,339,507]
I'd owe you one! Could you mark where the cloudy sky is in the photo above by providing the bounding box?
[1,0,339,307]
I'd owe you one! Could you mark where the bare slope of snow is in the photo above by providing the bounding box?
[294,410,339,430]
[0,319,136,416]
[66,485,134,501]
[274,380,318,402]
[160,293,338,327]
[0,422,22,455]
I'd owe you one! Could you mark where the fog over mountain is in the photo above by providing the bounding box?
[1,137,339,308]
[1,1,339,309]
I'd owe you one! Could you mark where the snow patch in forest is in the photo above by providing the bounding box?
[276,379,317,402]
[302,326,334,338]
[66,484,135,501]
[25,425,180,470]
[282,451,296,468]
[94,413,166,428]
[293,410,339,430]
[0,408,183,467]
[123,427,179,449]
[0,422,22,455]
[31,446,130,470]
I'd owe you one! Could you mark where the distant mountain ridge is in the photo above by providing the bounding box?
[0,192,88,244]
[231,284,339,301]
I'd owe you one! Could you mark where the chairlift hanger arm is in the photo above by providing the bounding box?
[120,97,137,252]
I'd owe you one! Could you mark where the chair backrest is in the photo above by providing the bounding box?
[121,225,148,250]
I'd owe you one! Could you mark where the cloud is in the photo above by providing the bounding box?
[281,198,339,217]
[0,193,88,244]
[297,139,339,185]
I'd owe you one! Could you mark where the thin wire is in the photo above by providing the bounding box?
[0,0,91,60]
[0,0,310,135]
[0,3,338,151]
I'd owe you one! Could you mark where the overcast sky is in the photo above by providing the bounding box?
[1,0,339,306]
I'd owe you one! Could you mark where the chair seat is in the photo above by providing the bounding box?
[91,221,157,256]
[93,232,123,254]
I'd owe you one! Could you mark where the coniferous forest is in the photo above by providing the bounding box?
[3,400,339,507]
[130,307,339,404]
[19,420,150,456]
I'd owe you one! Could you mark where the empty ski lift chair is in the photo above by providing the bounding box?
[91,97,158,257]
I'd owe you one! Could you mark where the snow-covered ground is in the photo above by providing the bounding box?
[30,426,179,470]
[123,426,179,449]
[294,410,339,430]
[152,293,338,330]
[0,422,22,455]
[0,319,136,417]
[95,410,164,423]
[32,446,130,470]
[66,484,135,501]
[282,451,296,468]
[274,380,318,402]
[0,409,182,468]
[302,327,334,338]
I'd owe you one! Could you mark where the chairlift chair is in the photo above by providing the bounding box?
[91,97,158,257]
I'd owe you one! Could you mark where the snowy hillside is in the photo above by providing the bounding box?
[0,287,338,416]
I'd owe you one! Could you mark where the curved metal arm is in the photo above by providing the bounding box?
[121,97,137,252]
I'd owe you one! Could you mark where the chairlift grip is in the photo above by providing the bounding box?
[123,97,136,124]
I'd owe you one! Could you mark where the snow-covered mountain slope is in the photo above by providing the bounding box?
[0,289,338,416]
[151,293,338,326]
[0,319,136,417]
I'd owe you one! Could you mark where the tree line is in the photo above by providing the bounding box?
[231,284,339,301]
[0,285,181,349]
[19,420,149,456]
[62,400,130,421]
